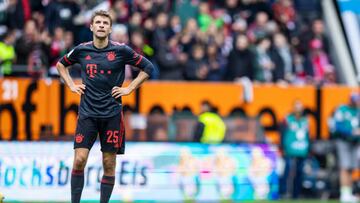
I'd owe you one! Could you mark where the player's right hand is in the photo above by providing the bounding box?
[70,84,86,95]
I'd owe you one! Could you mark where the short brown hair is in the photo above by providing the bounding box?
[91,10,112,26]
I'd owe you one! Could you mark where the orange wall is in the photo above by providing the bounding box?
[140,82,244,115]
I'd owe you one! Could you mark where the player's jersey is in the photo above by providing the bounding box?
[59,41,154,118]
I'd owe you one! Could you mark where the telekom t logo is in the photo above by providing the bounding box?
[86,64,97,78]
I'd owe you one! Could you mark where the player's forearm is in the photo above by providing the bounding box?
[56,62,76,88]
[127,71,150,92]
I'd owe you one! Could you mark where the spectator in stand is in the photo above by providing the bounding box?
[247,11,271,43]
[110,0,130,24]
[185,44,209,81]
[143,17,156,50]
[272,0,297,38]
[292,53,314,85]
[179,18,198,54]
[231,18,248,36]
[0,29,16,76]
[110,24,129,44]
[32,11,47,33]
[312,19,330,54]
[152,12,170,51]
[197,2,224,33]
[253,36,275,83]
[44,27,66,77]
[306,38,334,85]
[127,12,143,36]
[15,20,37,66]
[270,32,294,83]
[27,34,50,78]
[14,19,49,77]
[224,17,248,56]
[206,43,226,81]
[299,19,329,56]
[201,22,225,48]
[155,36,184,80]
[226,34,255,81]
[169,15,182,38]
[49,27,65,66]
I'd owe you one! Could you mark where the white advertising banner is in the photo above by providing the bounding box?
[0,142,279,202]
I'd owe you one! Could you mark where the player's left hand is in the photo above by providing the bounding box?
[111,86,133,98]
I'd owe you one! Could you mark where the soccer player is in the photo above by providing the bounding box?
[56,10,154,203]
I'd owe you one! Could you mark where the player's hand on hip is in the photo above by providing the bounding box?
[112,86,132,98]
[70,84,86,95]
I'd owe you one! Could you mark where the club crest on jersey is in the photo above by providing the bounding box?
[75,133,84,143]
[85,55,92,60]
[107,51,116,61]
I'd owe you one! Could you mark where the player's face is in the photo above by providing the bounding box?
[90,16,112,39]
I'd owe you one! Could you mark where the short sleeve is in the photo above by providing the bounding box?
[121,45,154,75]
[59,46,80,67]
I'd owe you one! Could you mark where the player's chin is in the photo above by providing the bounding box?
[95,33,108,40]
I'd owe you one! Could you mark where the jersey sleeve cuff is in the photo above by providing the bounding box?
[59,56,73,67]
[143,64,154,76]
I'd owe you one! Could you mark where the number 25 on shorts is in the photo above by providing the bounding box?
[106,130,120,143]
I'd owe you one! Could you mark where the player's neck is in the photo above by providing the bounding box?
[93,37,109,49]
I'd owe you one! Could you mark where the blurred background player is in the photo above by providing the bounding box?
[279,100,310,199]
[193,101,226,144]
[56,10,154,203]
[331,92,360,203]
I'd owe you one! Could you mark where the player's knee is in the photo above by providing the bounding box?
[74,156,87,169]
[103,161,115,174]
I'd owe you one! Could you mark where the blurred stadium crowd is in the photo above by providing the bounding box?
[0,0,336,85]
